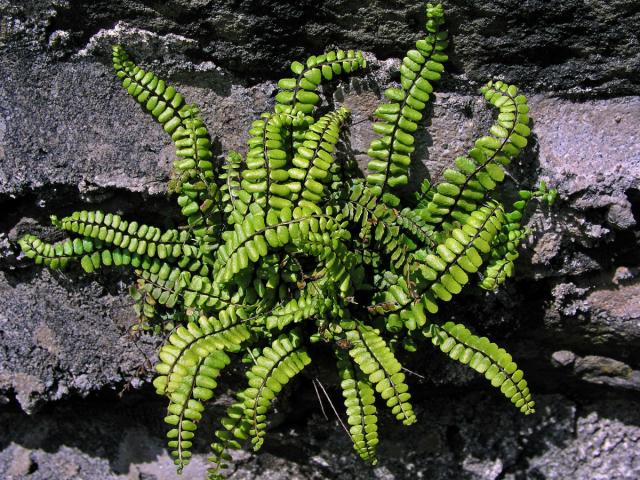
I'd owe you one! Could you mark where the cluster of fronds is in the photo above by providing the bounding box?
[19,3,556,478]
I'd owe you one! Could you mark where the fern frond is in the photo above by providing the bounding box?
[336,349,379,464]
[242,112,295,213]
[427,322,535,414]
[275,49,367,115]
[18,234,94,269]
[172,112,221,239]
[214,206,348,285]
[366,3,447,206]
[339,183,416,271]
[153,313,251,397]
[370,200,506,337]
[242,331,311,450]
[288,219,353,296]
[384,201,506,316]
[165,350,231,472]
[392,207,436,248]
[208,396,252,479]
[290,107,350,210]
[418,81,531,230]
[112,45,190,135]
[220,151,250,225]
[263,286,322,331]
[135,270,185,310]
[213,211,269,283]
[19,233,174,274]
[112,45,219,237]
[54,210,197,259]
[135,264,251,310]
[129,279,159,327]
[478,197,528,290]
[345,323,416,425]
[478,182,557,290]
[414,201,505,302]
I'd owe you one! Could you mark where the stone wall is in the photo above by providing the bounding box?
[1,1,639,479]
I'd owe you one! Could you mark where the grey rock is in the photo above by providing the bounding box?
[585,283,640,344]
[0,268,158,412]
[1,0,639,479]
[0,391,638,480]
[0,52,273,195]
[551,350,640,391]
[551,350,576,367]
[2,0,639,96]
[545,280,640,353]
[612,266,638,285]
[574,355,640,391]
[527,400,640,480]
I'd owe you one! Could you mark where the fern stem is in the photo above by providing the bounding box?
[313,376,353,441]
[312,377,329,420]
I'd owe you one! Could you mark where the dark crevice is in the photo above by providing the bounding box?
[0,184,182,235]
[27,459,39,474]
[626,188,640,227]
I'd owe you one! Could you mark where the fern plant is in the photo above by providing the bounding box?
[18,3,556,478]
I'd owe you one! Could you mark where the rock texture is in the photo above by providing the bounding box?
[1,0,639,479]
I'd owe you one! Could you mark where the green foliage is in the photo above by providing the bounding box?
[19,3,557,478]
[336,348,379,464]
[366,3,447,207]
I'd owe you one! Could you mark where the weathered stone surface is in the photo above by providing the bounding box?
[1,390,638,480]
[2,0,638,95]
[0,268,159,412]
[1,0,639,479]
[552,350,640,391]
[0,52,273,194]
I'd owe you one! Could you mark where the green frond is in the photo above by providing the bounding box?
[241,331,311,451]
[263,285,323,331]
[345,323,416,425]
[19,234,94,269]
[135,269,186,310]
[164,350,231,472]
[129,280,159,327]
[336,349,379,464]
[339,183,416,271]
[19,232,175,274]
[377,200,506,324]
[112,45,219,238]
[133,259,255,311]
[54,210,197,259]
[171,113,220,239]
[366,2,447,206]
[418,81,531,230]
[213,206,349,285]
[290,107,350,210]
[242,112,294,213]
[478,197,528,290]
[479,184,557,291]
[339,182,377,228]
[153,312,251,397]
[208,396,252,479]
[112,45,191,135]
[220,151,250,225]
[370,278,428,333]
[275,49,367,115]
[427,322,535,415]
[413,201,505,302]
[290,223,354,296]
[392,207,436,248]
